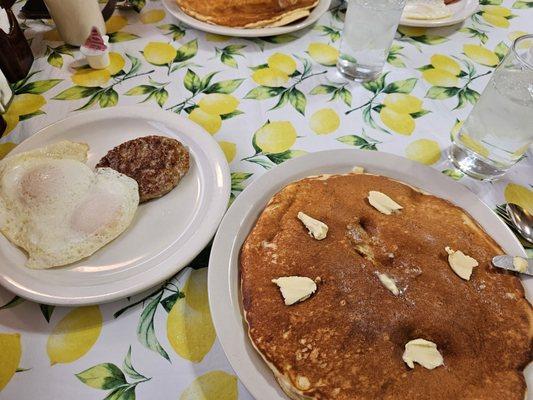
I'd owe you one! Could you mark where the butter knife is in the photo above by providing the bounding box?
[492,255,532,276]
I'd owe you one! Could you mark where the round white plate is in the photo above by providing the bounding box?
[162,0,331,38]
[208,149,531,400]
[400,0,479,27]
[0,106,230,306]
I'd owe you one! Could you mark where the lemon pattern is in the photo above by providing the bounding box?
[1,0,532,398]
[47,306,102,365]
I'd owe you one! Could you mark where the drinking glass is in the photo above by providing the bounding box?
[450,34,533,180]
[337,0,407,82]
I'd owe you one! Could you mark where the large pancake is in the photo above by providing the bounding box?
[240,173,533,399]
[176,0,319,28]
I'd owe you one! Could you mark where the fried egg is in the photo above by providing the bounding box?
[403,0,452,20]
[0,141,139,269]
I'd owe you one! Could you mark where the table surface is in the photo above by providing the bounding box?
[1,1,532,399]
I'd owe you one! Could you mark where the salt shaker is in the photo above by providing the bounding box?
[0,1,34,83]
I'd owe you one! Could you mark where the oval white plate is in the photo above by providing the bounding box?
[162,0,331,38]
[400,0,479,27]
[0,106,230,305]
[208,149,530,400]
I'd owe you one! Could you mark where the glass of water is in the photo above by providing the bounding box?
[450,34,533,180]
[337,0,407,81]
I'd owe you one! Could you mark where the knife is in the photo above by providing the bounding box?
[492,255,532,276]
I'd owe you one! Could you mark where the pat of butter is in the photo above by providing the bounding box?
[368,191,403,215]
[297,212,328,240]
[513,256,528,273]
[272,276,317,306]
[377,273,399,295]
[445,247,478,280]
[352,166,365,174]
[402,338,444,370]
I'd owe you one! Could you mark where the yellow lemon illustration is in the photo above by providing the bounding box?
[505,183,533,214]
[267,53,297,75]
[167,269,216,363]
[198,94,239,115]
[398,26,426,37]
[71,53,124,87]
[422,68,459,87]
[405,139,441,165]
[189,108,222,135]
[307,43,339,66]
[205,33,230,42]
[380,107,415,136]
[0,142,16,159]
[382,93,422,114]
[0,333,21,391]
[7,94,46,116]
[309,108,340,135]
[47,306,102,365]
[105,15,128,34]
[139,9,166,24]
[430,54,461,76]
[2,113,19,136]
[252,67,289,87]
[482,5,512,17]
[482,12,509,28]
[463,44,499,67]
[180,371,238,400]
[508,31,527,42]
[460,133,490,158]
[254,121,297,153]
[43,28,62,41]
[218,141,237,163]
[143,42,177,66]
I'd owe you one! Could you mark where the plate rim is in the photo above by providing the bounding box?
[162,0,331,37]
[0,105,231,305]
[400,0,479,27]
[208,149,528,400]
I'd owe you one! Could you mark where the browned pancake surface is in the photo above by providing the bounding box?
[96,135,189,203]
[240,173,532,399]
[176,0,318,27]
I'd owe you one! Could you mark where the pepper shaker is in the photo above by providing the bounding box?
[0,0,34,83]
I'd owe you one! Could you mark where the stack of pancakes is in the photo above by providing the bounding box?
[241,173,532,399]
[176,0,319,28]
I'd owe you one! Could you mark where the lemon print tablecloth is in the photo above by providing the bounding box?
[1,1,532,399]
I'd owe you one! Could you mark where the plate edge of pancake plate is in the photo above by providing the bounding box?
[208,149,530,400]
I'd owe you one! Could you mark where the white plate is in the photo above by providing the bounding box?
[162,0,331,38]
[0,106,230,306]
[208,149,530,400]
[400,0,479,27]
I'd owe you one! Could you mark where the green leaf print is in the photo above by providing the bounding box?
[310,84,352,107]
[479,0,502,4]
[123,346,148,381]
[0,295,25,310]
[158,24,186,41]
[512,1,533,7]
[18,110,46,121]
[184,69,201,94]
[288,88,306,115]
[261,34,298,44]
[204,79,245,94]
[245,86,285,100]
[53,86,101,100]
[460,27,489,44]
[39,304,55,322]
[337,134,379,150]
[108,32,140,43]
[104,385,136,400]
[99,89,119,108]
[426,86,461,99]
[494,41,509,61]
[216,44,246,68]
[383,78,417,94]
[309,85,336,95]
[137,291,170,361]
[362,73,387,94]
[267,150,307,164]
[314,25,341,42]
[125,85,155,96]
[442,168,464,180]
[231,172,253,192]
[128,0,146,12]
[17,79,62,95]
[47,52,63,68]
[175,39,198,63]
[76,363,127,390]
[220,110,244,120]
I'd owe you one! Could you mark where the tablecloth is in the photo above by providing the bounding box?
[0,0,532,399]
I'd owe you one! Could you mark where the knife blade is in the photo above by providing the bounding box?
[492,255,532,276]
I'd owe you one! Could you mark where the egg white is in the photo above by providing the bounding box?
[0,141,139,269]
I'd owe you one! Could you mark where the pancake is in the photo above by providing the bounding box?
[176,0,319,28]
[240,173,533,399]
